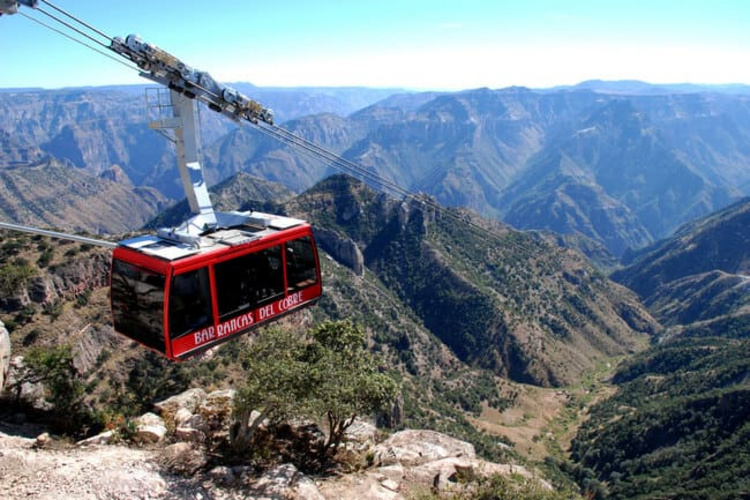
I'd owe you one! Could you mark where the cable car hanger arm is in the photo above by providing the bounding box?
[106,34,279,245]
[106,37,281,246]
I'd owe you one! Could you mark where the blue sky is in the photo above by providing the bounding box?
[2,0,750,90]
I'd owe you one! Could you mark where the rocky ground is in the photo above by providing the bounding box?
[0,431,202,500]
[0,421,545,500]
[0,363,551,500]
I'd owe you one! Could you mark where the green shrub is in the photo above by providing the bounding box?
[0,260,35,295]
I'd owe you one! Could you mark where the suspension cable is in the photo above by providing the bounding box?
[257,124,410,198]
[253,122,496,236]
[0,221,118,248]
[16,2,421,203]
[34,5,110,49]
[39,0,113,42]
[19,11,137,72]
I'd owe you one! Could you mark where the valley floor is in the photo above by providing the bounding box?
[473,361,620,463]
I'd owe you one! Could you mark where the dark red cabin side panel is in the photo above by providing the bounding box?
[110,247,172,357]
[170,282,321,359]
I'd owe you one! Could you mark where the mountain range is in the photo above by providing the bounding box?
[0,160,168,234]
[3,81,750,259]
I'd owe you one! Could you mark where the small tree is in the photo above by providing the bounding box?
[230,327,312,452]
[305,320,399,458]
[15,345,84,416]
[231,321,399,463]
[0,259,35,296]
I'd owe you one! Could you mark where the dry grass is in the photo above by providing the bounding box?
[470,361,621,463]
[471,384,569,461]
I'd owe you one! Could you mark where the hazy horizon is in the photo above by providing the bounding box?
[2,0,749,90]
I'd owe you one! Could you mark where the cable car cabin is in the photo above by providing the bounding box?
[109,213,321,360]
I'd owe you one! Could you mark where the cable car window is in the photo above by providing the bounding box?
[110,259,166,353]
[215,245,284,320]
[286,236,318,292]
[169,267,213,339]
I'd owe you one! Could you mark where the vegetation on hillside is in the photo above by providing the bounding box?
[312,250,519,464]
[0,226,519,468]
[569,336,750,500]
[613,197,750,300]
[5,80,750,499]
[14,173,750,499]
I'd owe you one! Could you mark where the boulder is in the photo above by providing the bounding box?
[372,429,475,467]
[134,412,167,444]
[181,412,209,432]
[374,463,406,484]
[246,463,325,500]
[321,429,550,498]
[317,465,404,500]
[197,389,235,431]
[173,407,194,426]
[406,457,480,491]
[208,465,237,486]
[154,388,235,444]
[154,387,207,425]
[5,356,48,409]
[158,442,207,475]
[77,430,114,447]
[174,426,204,443]
[33,432,52,449]
[344,418,379,450]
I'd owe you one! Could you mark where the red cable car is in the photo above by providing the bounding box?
[103,83,325,361]
[110,212,321,360]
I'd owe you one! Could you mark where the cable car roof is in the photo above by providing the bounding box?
[118,211,308,262]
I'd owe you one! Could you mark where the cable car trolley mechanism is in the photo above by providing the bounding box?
[0,0,322,360]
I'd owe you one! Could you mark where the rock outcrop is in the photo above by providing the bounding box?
[134,412,168,444]
[314,228,365,277]
[318,429,549,499]
[98,164,133,186]
[2,356,48,409]
[1,251,110,314]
